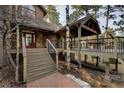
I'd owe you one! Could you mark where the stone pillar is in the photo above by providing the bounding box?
[66,26,71,71]
[78,24,82,68]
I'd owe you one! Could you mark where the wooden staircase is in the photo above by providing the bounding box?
[26,48,57,82]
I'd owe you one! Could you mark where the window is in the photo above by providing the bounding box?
[24,33,36,48]
[22,5,35,11]
[22,5,36,20]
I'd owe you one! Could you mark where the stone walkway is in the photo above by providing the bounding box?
[27,72,80,88]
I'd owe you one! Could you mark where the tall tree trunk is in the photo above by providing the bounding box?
[3,32,7,66]
[105,5,110,38]
[66,5,70,24]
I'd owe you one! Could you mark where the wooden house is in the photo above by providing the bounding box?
[0,5,59,83]
[0,5,123,84]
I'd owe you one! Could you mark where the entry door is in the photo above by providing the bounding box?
[24,33,36,48]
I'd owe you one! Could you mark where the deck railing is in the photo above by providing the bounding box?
[49,37,124,54]
[70,37,124,53]
[116,37,124,53]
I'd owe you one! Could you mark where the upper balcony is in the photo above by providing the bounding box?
[0,6,45,27]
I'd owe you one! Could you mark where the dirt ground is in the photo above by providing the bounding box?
[0,63,123,88]
[0,64,25,88]
[58,61,124,88]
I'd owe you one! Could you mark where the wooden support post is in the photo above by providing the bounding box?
[56,52,59,70]
[114,38,118,72]
[62,36,64,50]
[115,59,118,72]
[66,26,71,71]
[74,35,76,50]
[78,24,82,68]
[105,62,111,81]
[22,33,27,83]
[15,25,19,83]
[114,38,117,57]
[84,55,87,62]
[96,34,99,67]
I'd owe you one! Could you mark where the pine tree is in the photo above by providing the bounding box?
[45,5,61,26]
[113,5,124,35]
[69,5,101,23]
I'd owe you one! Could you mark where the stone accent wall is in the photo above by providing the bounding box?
[36,31,44,48]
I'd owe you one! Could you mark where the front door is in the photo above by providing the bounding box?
[23,32,36,48]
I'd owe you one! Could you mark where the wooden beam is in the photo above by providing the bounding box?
[81,25,97,34]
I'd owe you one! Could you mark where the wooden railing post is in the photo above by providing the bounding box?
[114,37,118,72]
[62,37,64,50]
[22,33,27,83]
[114,38,117,58]
[96,34,99,67]
[56,52,59,69]
[15,25,19,83]
[78,23,82,68]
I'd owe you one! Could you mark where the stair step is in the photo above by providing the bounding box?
[27,51,49,56]
[27,58,54,66]
[27,52,50,57]
[26,48,57,82]
[27,66,56,79]
[27,62,55,71]
[27,60,54,66]
[27,64,56,74]
[27,56,53,63]
[27,54,51,60]
[27,48,47,51]
[27,69,56,82]
[27,49,48,52]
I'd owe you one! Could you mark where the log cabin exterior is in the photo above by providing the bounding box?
[0,5,124,83]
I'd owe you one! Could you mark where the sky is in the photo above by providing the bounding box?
[55,5,121,33]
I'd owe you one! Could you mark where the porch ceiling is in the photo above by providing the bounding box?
[70,25,98,37]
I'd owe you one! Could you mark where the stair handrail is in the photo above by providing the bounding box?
[46,39,58,53]
[46,39,58,69]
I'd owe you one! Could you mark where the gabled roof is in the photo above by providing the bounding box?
[18,20,59,32]
[57,15,101,34]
